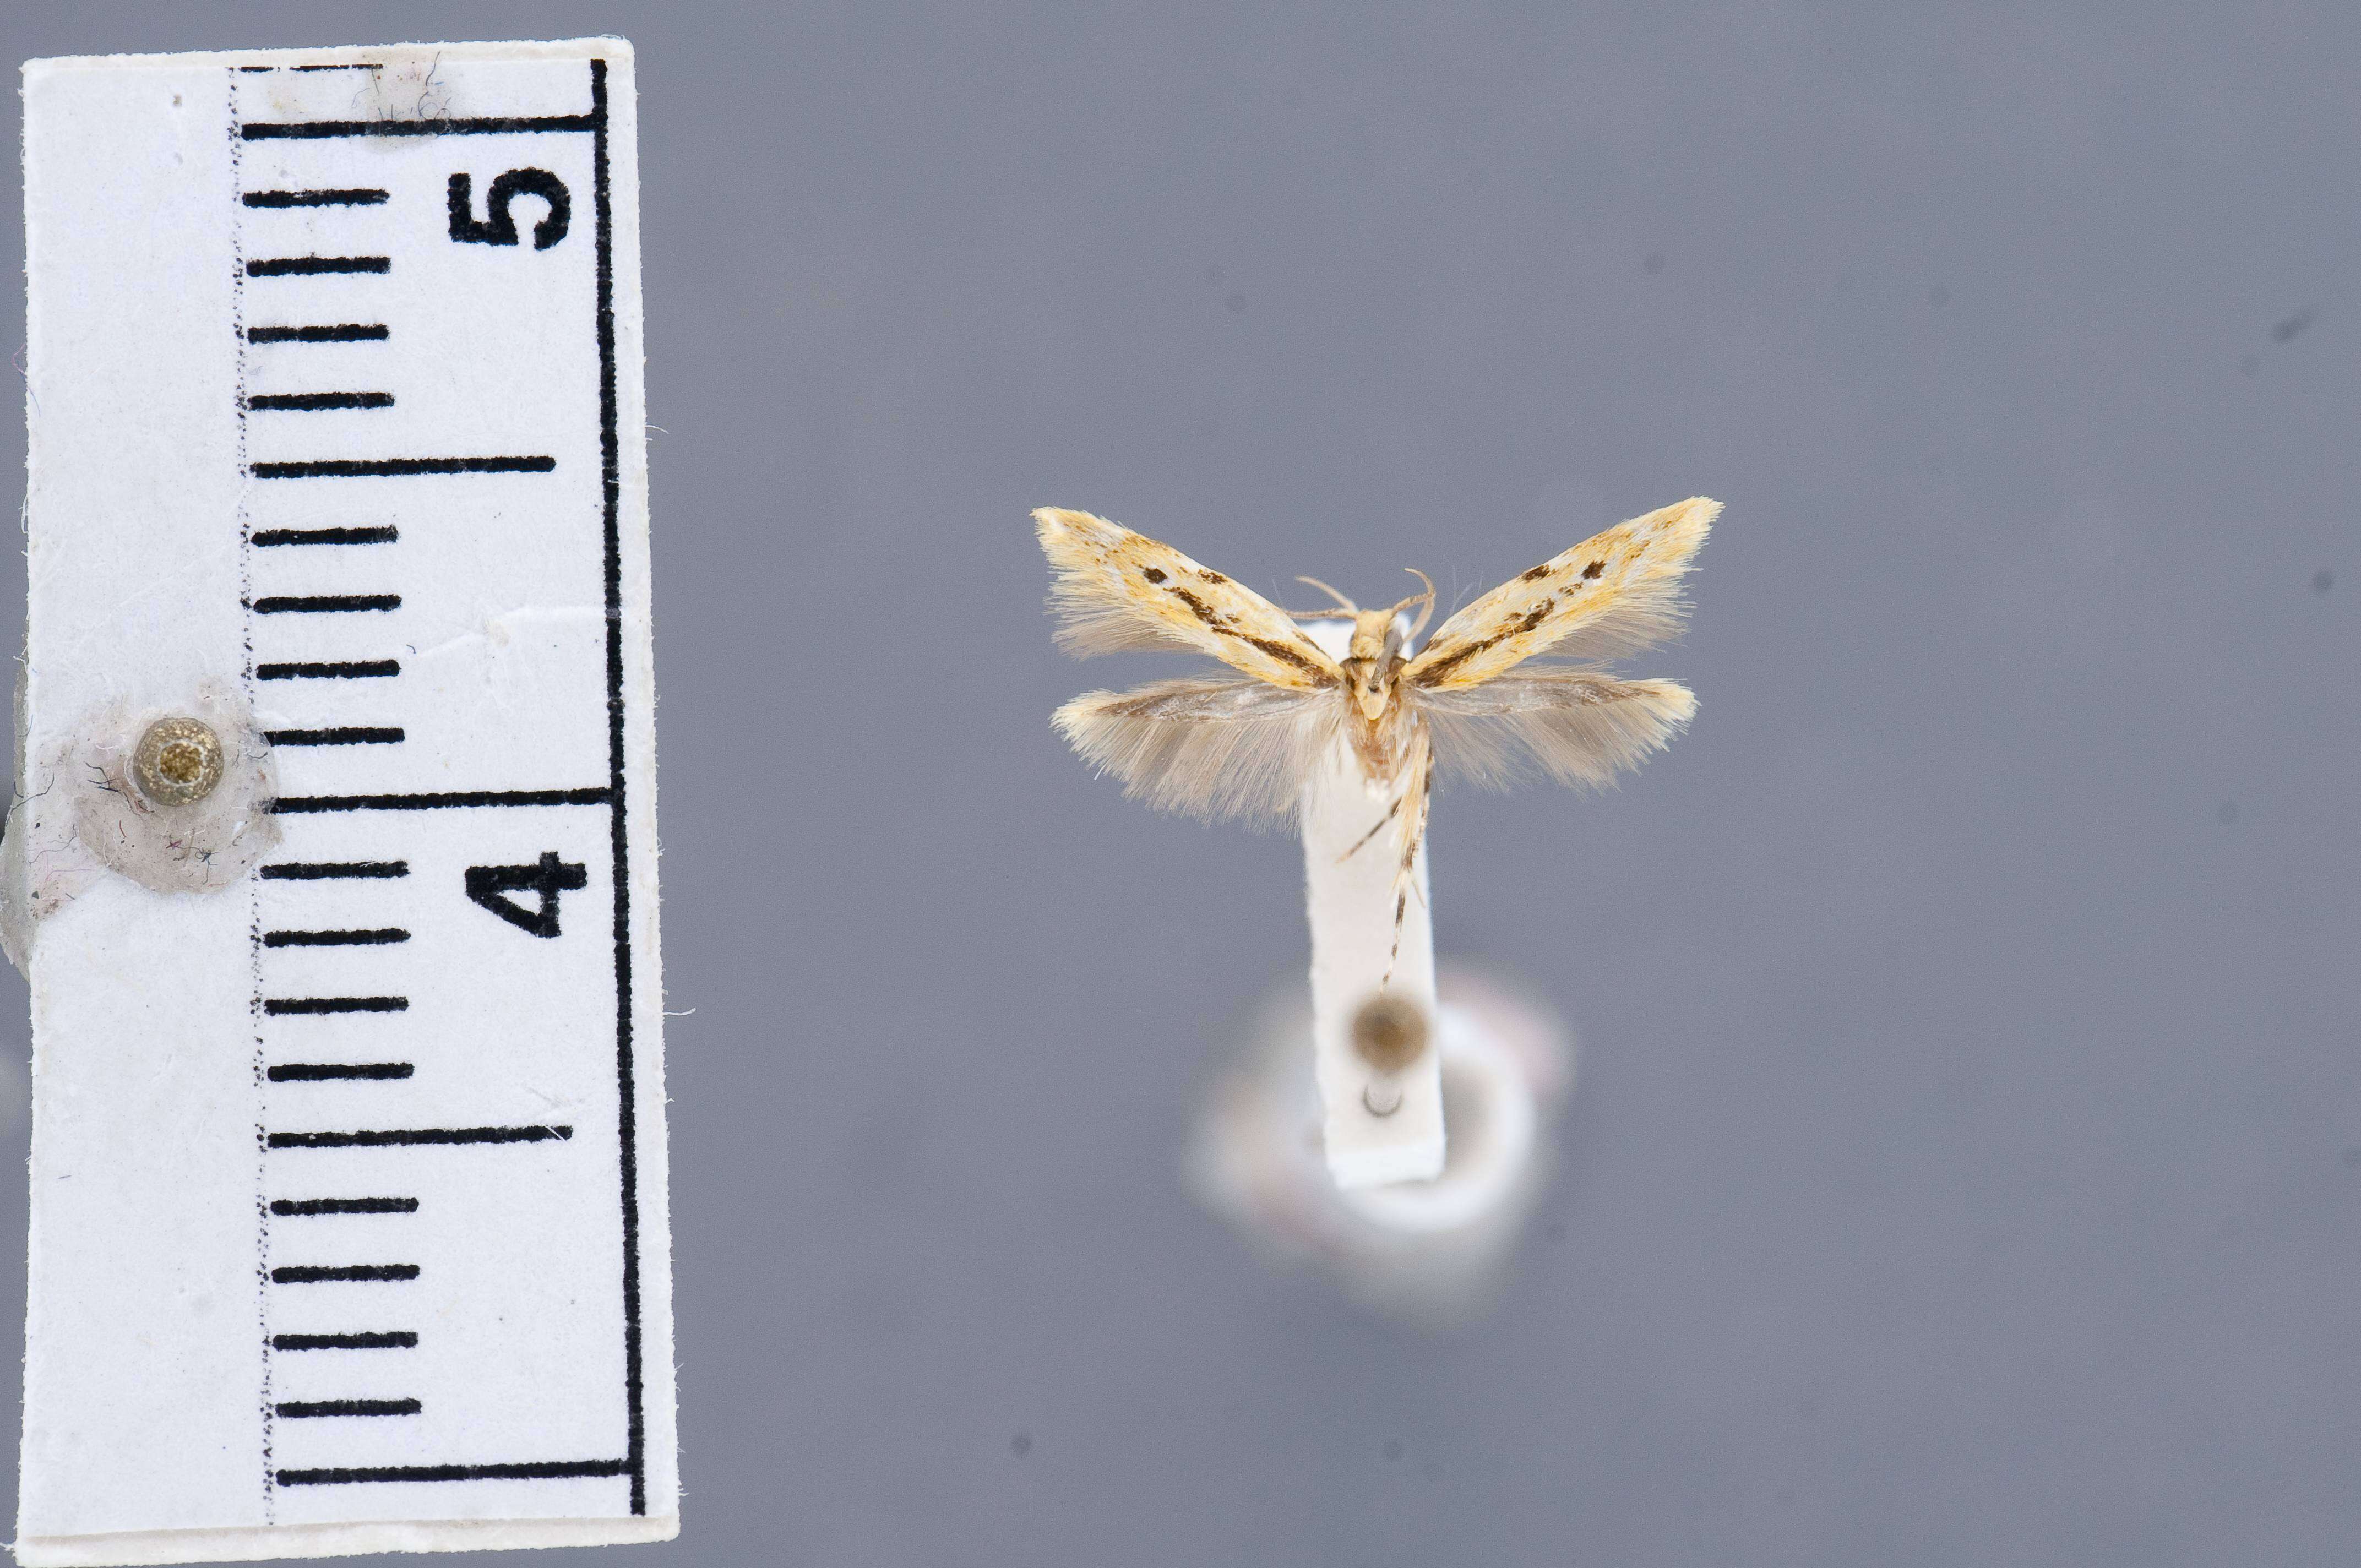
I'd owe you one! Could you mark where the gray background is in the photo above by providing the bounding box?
[1,3,2356,1564]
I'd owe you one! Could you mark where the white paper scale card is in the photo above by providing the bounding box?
[13,41,676,1565]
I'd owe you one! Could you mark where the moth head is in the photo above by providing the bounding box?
[1346,606,1397,666]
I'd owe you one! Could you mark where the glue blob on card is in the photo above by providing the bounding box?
[14,40,675,1565]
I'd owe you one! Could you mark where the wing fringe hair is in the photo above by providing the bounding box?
[1053,678,1341,825]
[1415,669,1696,790]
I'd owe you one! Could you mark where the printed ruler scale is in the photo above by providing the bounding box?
[17,41,675,1565]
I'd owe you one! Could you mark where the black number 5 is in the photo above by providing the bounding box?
[448,169,572,251]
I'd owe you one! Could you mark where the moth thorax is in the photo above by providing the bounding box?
[1341,657,1392,720]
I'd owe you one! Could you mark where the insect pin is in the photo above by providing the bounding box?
[1034,498,1717,975]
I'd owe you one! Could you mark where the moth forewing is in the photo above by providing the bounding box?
[1033,508,1345,690]
[1407,496,1717,690]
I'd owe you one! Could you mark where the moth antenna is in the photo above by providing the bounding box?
[1292,575,1360,614]
[1390,568,1435,643]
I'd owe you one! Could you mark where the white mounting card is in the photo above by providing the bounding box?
[15,40,676,1565]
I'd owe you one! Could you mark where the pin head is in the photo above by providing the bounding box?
[1352,990,1430,1076]
[132,717,224,807]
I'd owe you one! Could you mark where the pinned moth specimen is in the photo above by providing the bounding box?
[1035,498,1716,966]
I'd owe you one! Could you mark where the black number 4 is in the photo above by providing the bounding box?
[448,169,572,251]
[466,852,589,938]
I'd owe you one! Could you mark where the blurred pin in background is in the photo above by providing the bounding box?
[1188,964,1573,1326]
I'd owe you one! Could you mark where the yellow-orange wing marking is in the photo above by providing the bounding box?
[1405,497,1718,691]
[1033,507,1343,690]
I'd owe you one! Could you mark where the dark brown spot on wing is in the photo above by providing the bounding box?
[1246,636,1334,680]
[1519,563,1552,582]
[1412,599,1553,683]
[1199,569,1227,584]
[1142,566,1167,584]
[1161,580,1336,680]
[1414,643,1479,682]
[1581,560,1604,580]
